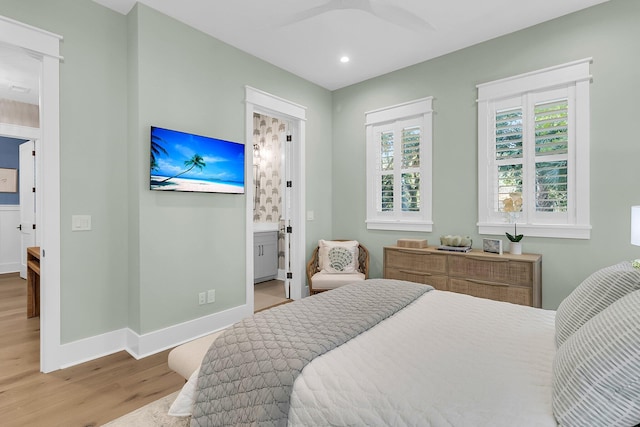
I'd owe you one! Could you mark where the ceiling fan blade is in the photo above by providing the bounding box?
[272,0,433,32]
[274,0,344,28]
[369,1,435,32]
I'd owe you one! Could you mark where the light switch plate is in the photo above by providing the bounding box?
[72,215,92,231]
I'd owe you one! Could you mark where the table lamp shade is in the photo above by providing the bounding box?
[632,206,640,246]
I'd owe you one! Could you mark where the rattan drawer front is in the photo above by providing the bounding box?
[384,248,448,275]
[449,278,532,306]
[384,267,449,290]
[383,246,541,307]
[448,256,533,287]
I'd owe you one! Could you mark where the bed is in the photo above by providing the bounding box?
[171,263,640,427]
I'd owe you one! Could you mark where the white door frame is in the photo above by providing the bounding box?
[0,15,63,373]
[245,86,306,311]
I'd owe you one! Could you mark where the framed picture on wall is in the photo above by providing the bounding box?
[0,168,17,193]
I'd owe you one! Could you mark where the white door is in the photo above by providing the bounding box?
[18,140,35,279]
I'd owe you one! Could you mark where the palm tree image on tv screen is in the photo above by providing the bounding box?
[150,126,245,194]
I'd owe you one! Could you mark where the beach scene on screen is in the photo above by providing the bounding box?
[150,126,245,194]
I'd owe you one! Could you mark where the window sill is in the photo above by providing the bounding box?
[477,223,591,240]
[366,219,433,232]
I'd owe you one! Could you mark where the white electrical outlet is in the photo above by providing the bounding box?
[198,292,206,305]
[207,289,215,303]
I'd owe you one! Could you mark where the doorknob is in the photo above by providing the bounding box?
[16,224,22,230]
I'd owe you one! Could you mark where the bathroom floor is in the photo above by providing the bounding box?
[254,279,290,312]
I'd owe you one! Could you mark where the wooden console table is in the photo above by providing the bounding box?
[27,246,40,318]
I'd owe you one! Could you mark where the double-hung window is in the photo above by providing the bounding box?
[477,59,591,239]
[365,97,433,231]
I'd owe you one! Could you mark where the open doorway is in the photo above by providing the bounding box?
[252,112,291,311]
[1,15,62,373]
[0,42,41,278]
[0,135,35,279]
[0,41,42,370]
[245,86,306,314]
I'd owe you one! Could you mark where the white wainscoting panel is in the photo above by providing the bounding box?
[0,205,20,274]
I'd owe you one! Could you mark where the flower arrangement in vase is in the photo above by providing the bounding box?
[503,192,523,254]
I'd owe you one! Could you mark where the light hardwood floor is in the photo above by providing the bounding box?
[0,272,184,427]
[0,274,292,426]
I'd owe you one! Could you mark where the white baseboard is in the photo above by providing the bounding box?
[59,328,127,369]
[125,304,248,359]
[57,304,250,369]
[0,263,20,274]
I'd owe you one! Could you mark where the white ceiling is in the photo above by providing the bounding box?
[0,43,40,105]
[92,0,608,90]
[0,0,609,106]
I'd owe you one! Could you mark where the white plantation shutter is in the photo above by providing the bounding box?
[402,126,420,168]
[375,124,421,213]
[534,99,569,213]
[477,59,591,239]
[495,107,523,213]
[401,126,420,212]
[493,99,570,216]
[366,97,433,231]
[380,131,394,211]
[495,108,523,160]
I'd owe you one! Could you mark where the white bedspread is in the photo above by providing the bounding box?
[288,290,557,427]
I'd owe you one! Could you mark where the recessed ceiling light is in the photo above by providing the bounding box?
[340,56,350,64]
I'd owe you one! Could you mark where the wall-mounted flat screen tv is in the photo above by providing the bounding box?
[150,126,245,194]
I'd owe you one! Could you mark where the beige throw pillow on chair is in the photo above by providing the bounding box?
[318,240,359,274]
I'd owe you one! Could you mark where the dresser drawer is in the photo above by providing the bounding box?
[385,267,449,290]
[449,278,532,306]
[384,248,448,275]
[383,246,541,307]
[448,255,533,287]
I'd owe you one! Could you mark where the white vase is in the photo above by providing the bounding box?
[509,242,522,255]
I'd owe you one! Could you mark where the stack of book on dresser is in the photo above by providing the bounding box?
[437,245,472,253]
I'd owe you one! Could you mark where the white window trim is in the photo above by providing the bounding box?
[365,97,433,232]
[477,58,592,239]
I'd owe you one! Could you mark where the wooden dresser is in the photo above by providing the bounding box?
[383,246,541,307]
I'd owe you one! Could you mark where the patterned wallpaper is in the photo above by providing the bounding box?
[253,113,283,223]
[253,113,286,270]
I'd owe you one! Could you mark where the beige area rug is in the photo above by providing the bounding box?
[102,391,190,427]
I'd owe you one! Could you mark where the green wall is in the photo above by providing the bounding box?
[332,0,640,308]
[0,0,332,341]
[2,0,637,347]
[0,0,131,341]
[130,5,332,333]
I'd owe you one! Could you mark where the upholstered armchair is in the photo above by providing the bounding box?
[306,240,369,295]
